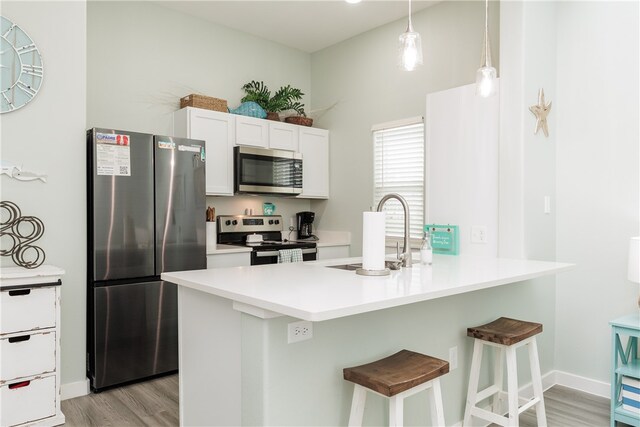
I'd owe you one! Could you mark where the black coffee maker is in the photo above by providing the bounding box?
[296,211,317,240]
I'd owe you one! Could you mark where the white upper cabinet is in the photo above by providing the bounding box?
[298,127,329,199]
[173,107,329,198]
[173,107,235,196]
[235,115,268,148]
[268,121,299,151]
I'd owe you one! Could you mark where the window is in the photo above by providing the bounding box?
[372,117,425,242]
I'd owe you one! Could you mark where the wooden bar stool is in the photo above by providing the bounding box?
[463,317,546,427]
[343,349,449,426]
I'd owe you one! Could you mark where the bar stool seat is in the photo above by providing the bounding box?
[467,317,543,346]
[344,350,449,426]
[463,317,546,427]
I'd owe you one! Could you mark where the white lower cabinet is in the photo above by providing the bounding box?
[1,331,56,382]
[317,245,350,260]
[298,127,329,199]
[1,375,56,427]
[0,287,56,334]
[207,252,251,268]
[0,266,65,427]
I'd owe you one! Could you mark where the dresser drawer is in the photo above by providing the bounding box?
[0,287,56,334]
[1,331,56,383]
[0,375,56,426]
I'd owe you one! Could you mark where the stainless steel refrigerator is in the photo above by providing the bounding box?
[86,128,206,391]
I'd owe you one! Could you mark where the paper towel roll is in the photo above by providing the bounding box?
[362,212,385,271]
[206,222,217,252]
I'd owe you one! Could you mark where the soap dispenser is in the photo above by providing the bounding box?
[420,231,433,265]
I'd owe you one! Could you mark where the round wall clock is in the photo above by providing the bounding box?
[0,16,43,114]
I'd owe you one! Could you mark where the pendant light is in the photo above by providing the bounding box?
[398,0,423,71]
[476,0,497,97]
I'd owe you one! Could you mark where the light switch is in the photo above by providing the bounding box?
[544,196,551,214]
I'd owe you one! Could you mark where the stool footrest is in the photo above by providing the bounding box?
[475,384,501,404]
[470,406,509,426]
[517,396,540,415]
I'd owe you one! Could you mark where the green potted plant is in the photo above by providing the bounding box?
[241,81,309,123]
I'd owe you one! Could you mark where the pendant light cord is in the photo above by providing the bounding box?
[407,0,413,32]
[482,0,492,67]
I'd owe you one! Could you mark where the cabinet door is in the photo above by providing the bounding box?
[235,115,268,148]
[268,122,299,151]
[298,127,329,198]
[175,108,234,196]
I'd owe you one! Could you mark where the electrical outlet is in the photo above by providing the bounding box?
[288,320,313,343]
[449,346,458,370]
[471,225,488,244]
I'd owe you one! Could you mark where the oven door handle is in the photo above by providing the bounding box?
[255,248,317,257]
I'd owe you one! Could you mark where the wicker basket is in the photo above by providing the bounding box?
[285,116,313,127]
[180,94,228,112]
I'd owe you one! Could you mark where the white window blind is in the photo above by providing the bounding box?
[373,120,425,241]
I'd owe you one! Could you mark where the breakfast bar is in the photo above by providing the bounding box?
[162,255,572,426]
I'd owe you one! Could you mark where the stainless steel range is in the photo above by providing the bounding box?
[217,215,317,265]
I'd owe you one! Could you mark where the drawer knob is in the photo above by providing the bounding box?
[8,380,30,390]
[8,335,30,343]
[8,289,31,297]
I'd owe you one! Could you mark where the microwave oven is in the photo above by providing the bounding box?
[234,146,303,195]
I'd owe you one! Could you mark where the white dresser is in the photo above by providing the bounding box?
[0,266,65,427]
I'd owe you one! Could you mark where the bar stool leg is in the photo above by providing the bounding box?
[528,338,547,427]
[427,378,446,426]
[492,346,505,413]
[463,340,484,426]
[348,384,367,426]
[505,346,519,427]
[389,395,404,427]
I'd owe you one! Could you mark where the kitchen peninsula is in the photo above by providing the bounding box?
[162,255,572,425]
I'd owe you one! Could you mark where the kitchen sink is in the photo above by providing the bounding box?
[326,263,362,271]
[327,260,419,271]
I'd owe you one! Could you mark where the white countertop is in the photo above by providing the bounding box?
[162,255,573,322]
[207,244,253,255]
[316,241,350,248]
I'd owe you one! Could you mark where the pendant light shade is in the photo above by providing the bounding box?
[398,0,423,71]
[476,0,496,97]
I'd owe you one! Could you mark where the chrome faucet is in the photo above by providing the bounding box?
[376,193,412,268]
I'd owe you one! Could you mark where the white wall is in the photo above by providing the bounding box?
[87,1,311,136]
[427,83,500,257]
[310,1,500,256]
[87,1,313,225]
[554,1,639,382]
[0,1,87,389]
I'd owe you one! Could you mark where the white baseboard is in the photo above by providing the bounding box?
[451,370,609,426]
[553,370,610,399]
[61,378,90,400]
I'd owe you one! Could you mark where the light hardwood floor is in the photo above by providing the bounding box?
[61,376,610,426]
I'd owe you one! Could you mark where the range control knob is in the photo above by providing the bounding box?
[274,220,280,225]
[225,220,231,226]
[232,220,238,225]
[269,220,274,225]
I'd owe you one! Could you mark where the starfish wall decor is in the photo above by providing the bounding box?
[529,88,552,137]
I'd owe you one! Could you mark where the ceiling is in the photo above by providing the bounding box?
[154,1,440,53]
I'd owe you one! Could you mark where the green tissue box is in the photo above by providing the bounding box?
[424,224,459,255]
